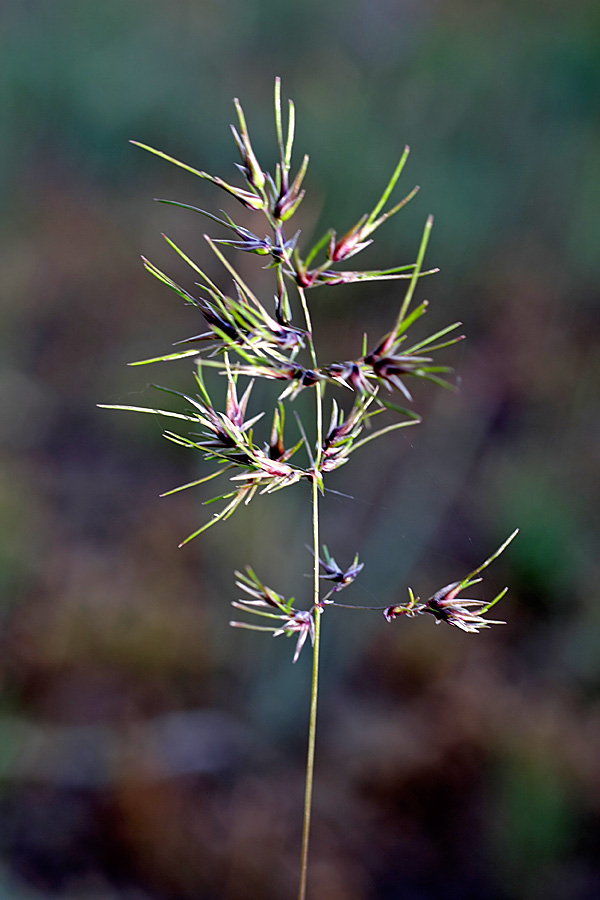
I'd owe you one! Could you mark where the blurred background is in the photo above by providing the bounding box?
[1,1,600,898]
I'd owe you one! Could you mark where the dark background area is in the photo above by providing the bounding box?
[1,1,600,898]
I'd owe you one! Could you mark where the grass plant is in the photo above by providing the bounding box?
[100,79,517,900]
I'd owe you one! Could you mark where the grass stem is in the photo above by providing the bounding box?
[297,287,323,900]
[298,471,321,900]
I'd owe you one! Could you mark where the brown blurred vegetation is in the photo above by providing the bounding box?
[1,1,600,898]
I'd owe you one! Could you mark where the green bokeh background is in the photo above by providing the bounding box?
[1,2,600,898]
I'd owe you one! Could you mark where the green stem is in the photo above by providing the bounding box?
[296,284,322,900]
[298,468,321,900]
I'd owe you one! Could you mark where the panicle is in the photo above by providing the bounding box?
[103,81,518,691]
